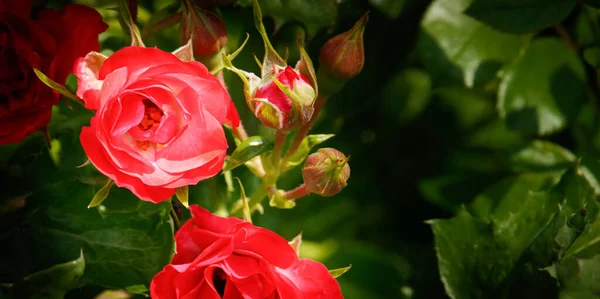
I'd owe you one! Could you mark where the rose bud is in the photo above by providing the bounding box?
[252,66,316,130]
[223,0,318,130]
[318,12,368,94]
[180,0,227,61]
[302,148,350,197]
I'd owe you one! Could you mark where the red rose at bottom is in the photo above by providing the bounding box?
[150,206,343,299]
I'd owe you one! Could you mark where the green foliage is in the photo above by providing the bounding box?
[498,38,586,135]
[465,0,576,34]
[419,0,531,87]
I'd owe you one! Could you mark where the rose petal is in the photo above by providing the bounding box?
[74,52,107,110]
[159,152,224,189]
[276,259,343,299]
[155,89,227,173]
[80,126,175,202]
[99,47,184,80]
[150,265,179,299]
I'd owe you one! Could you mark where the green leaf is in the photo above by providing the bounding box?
[223,136,273,171]
[565,217,600,259]
[88,179,115,208]
[282,134,334,172]
[124,284,149,295]
[465,0,576,34]
[33,69,83,105]
[368,0,405,20]
[380,69,432,127]
[0,181,174,290]
[507,140,576,172]
[552,254,600,297]
[419,0,530,87]
[1,251,85,299]
[583,47,600,68]
[431,173,561,297]
[498,38,586,135]
[175,186,189,208]
[431,168,600,297]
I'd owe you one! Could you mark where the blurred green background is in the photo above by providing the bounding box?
[6,0,600,298]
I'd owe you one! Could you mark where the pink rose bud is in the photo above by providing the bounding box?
[319,12,368,80]
[180,0,227,58]
[252,66,316,130]
[302,148,350,197]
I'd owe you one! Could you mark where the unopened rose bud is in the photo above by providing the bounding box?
[302,148,350,197]
[252,66,316,130]
[318,12,368,94]
[181,0,227,59]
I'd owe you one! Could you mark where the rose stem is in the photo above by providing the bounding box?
[284,94,328,160]
[271,130,289,174]
[282,184,311,200]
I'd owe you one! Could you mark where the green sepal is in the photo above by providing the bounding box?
[173,38,194,62]
[118,0,144,47]
[269,190,296,209]
[288,232,303,256]
[210,33,250,75]
[329,265,352,278]
[294,30,318,97]
[253,97,286,129]
[271,75,315,129]
[88,179,115,208]
[33,69,83,105]
[253,0,287,78]
[282,134,334,172]
[223,136,273,171]
[175,186,189,208]
[222,53,262,106]
[235,178,252,223]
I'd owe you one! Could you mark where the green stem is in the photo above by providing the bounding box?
[284,94,328,160]
[271,130,288,172]
[247,182,269,209]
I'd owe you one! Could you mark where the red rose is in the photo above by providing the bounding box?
[75,46,240,203]
[150,205,344,299]
[0,1,107,144]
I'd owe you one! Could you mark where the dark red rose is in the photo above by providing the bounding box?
[150,205,344,298]
[0,0,107,144]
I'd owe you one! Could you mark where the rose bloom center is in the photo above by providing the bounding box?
[136,99,164,150]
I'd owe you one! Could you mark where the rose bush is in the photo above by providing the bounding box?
[75,46,240,203]
[150,205,343,298]
[0,0,106,144]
